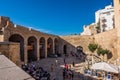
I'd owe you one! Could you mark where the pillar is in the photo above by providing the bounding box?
[37,39,40,60]
[24,39,28,64]
[53,39,55,54]
[45,39,47,58]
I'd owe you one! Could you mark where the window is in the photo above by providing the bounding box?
[102,24,107,28]
[102,19,107,22]
[106,12,110,15]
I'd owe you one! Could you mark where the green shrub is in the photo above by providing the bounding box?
[97,46,103,56]
[88,43,98,53]
[97,46,110,56]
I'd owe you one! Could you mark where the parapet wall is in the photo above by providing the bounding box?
[0,42,21,66]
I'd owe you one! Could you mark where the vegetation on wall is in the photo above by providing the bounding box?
[88,43,98,53]
[95,20,101,33]
[97,46,110,56]
[97,46,111,61]
[97,46,103,56]
[88,43,111,61]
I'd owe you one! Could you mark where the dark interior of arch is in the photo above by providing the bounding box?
[63,45,67,54]
[40,37,45,59]
[47,38,53,56]
[9,34,24,61]
[28,36,37,62]
[54,39,59,54]
[77,46,83,54]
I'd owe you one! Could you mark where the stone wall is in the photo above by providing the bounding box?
[114,0,120,59]
[0,16,61,63]
[60,35,94,53]
[94,29,118,60]
[61,29,118,61]
[0,15,119,64]
[58,37,76,54]
[4,24,58,42]
[0,42,21,66]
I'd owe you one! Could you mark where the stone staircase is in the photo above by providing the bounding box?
[85,54,102,68]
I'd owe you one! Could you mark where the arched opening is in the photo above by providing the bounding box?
[27,36,37,62]
[54,38,59,54]
[47,38,53,57]
[9,34,24,61]
[39,37,45,59]
[63,45,67,54]
[76,46,83,55]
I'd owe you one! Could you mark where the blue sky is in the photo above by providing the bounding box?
[0,0,113,36]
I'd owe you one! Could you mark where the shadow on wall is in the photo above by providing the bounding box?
[58,36,76,55]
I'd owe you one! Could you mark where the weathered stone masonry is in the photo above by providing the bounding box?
[0,16,76,65]
[0,0,120,65]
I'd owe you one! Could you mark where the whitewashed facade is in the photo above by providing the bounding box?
[95,5,114,32]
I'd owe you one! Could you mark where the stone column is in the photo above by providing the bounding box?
[24,39,28,64]
[59,41,63,54]
[37,39,40,60]
[45,39,47,58]
[53,39,55,54]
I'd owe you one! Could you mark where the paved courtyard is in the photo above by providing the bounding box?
[36,54,86,80]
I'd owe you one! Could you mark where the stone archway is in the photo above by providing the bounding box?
[54,38,59,54]
[47,38,53,57]
[76,46,83,55]
[63,45,67,54]
[9,34,24,61]
[39,37,45,59]
[27,36,37,62]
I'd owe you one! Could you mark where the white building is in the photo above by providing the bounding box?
[95,5,114,32]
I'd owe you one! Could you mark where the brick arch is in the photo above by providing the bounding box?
[9,34,24,61]
[39,37,45,59]
[47,37,53,57]
[27,36,37,62]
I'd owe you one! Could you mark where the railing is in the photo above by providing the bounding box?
[85,54,102,69]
